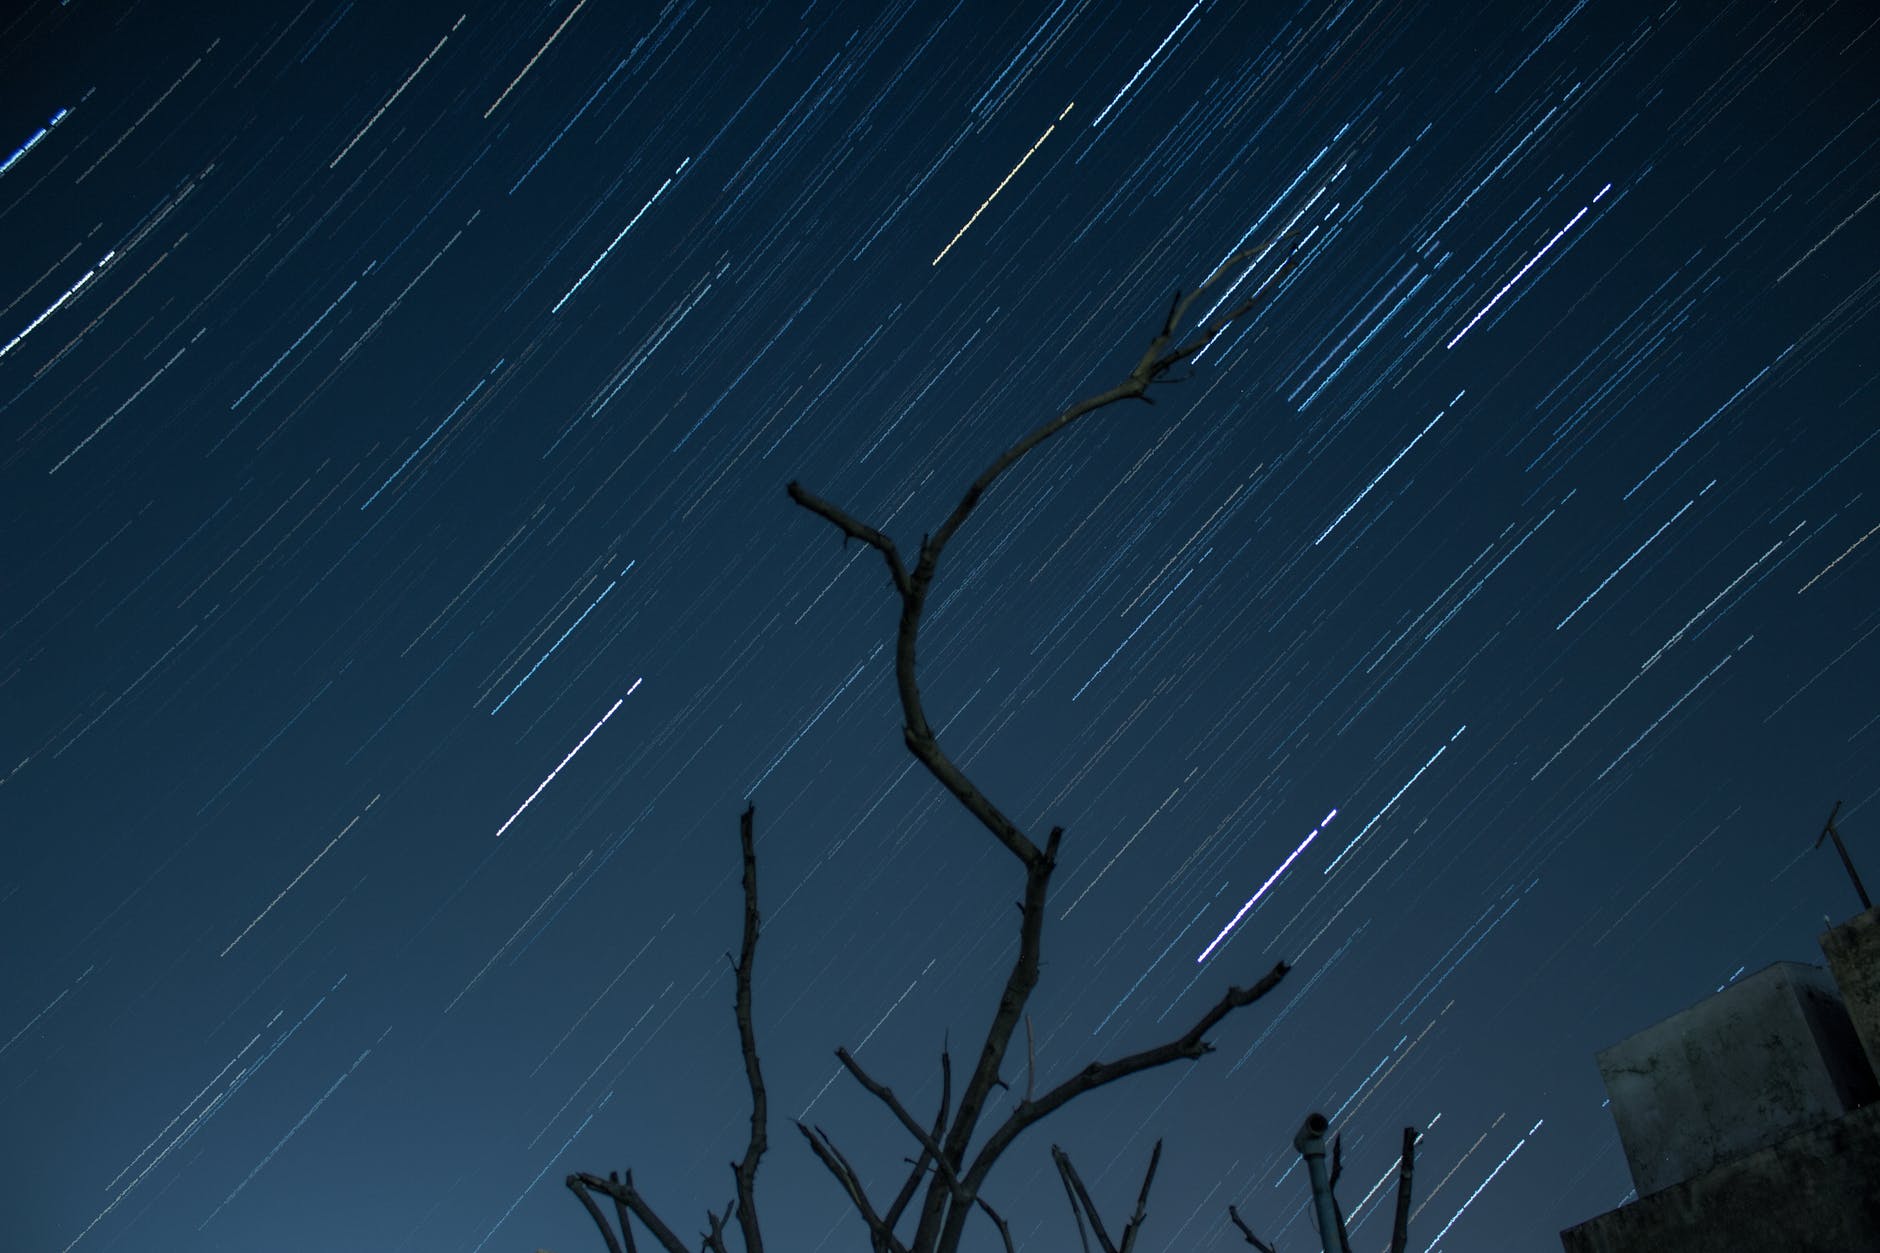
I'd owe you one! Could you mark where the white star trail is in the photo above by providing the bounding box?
[493,687,635,838]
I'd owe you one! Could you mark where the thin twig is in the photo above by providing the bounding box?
[1227,1204,1277,1253]
[1052,1145,1118,1253]
[884,1046,951,1231]
[835,1046,964,1192]
[1055,1145,1094,1253]
[1119,1139,1163,1253]
[976,1194,1016,1253]
[702,1200,733,1253]
[794,1122,905,1253]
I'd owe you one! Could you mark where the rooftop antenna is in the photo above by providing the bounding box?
[1816,800,1872,913]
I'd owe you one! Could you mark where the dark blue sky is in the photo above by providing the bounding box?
[3,1,1876,1250]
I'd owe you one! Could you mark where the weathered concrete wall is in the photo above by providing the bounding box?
[1559,1100,1880,1253]
[1595,961,1877,1196]
[1821,905,1880,1076]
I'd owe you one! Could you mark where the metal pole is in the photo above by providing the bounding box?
[1817,801,1873,913]
[1294,1113,1343,1253]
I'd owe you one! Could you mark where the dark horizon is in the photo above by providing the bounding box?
[2,2,1876,1250]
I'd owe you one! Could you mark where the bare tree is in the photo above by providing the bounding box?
[563,232,1304,1253]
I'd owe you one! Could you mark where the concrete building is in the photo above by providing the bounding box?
[1559,905,1880,1252]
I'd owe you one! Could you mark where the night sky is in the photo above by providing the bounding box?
[3,1,1877,1250]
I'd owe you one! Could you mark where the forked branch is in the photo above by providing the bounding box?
[1051,1139,1163,1253]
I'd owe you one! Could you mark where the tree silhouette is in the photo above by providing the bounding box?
[561,233,1305,1253]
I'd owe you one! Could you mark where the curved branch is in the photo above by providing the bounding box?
[788,230,1302,878]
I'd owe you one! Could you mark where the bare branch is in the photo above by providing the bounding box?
[612,1178,639,1253]
[1055,1146,1094,1253]
[915,826,1064,1251]
[1130,236,1300,387]
[794,1121,905,1253]
[885,1046,951,1231]
[574,241,1302,1253]
[1049,1137,1162,1253]
[836,1046,964,1194]
[568,1175,626,1253]
[961,960,1290,1201]
[788,228,1302,885]
[730,804,768,1253]
[1051,1145,1118,1253]
[1024,1015,1035,1103]
[1119,1138,1163,1253]
[1330,1132,1352,1253]
[1227,1204,1277,1253]
[702,1201,733,1253]
[975,1193,1016,1253]
[572,1171,691,1253]
[784,481,911,596]
[1390,1127,1417,1253]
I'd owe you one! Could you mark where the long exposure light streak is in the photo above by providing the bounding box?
[221,796,380,956]
[932,102,1072,265]
[1797,516,1880,594]
[0,106,69,177]
[1555,497,1694,629]
[330,15,465,168]
[1197,808,1338,963]
[1317,395,1460,544]
[483,0,589,119]
[1446,190,1603,349]
[1324,731,1461,875]
[493,687,635,838]
[552,160,688,312]
[1423,1126,1536,1250]
[0,250,113,362]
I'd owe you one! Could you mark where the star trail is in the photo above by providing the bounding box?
[2,2,1876,1251]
